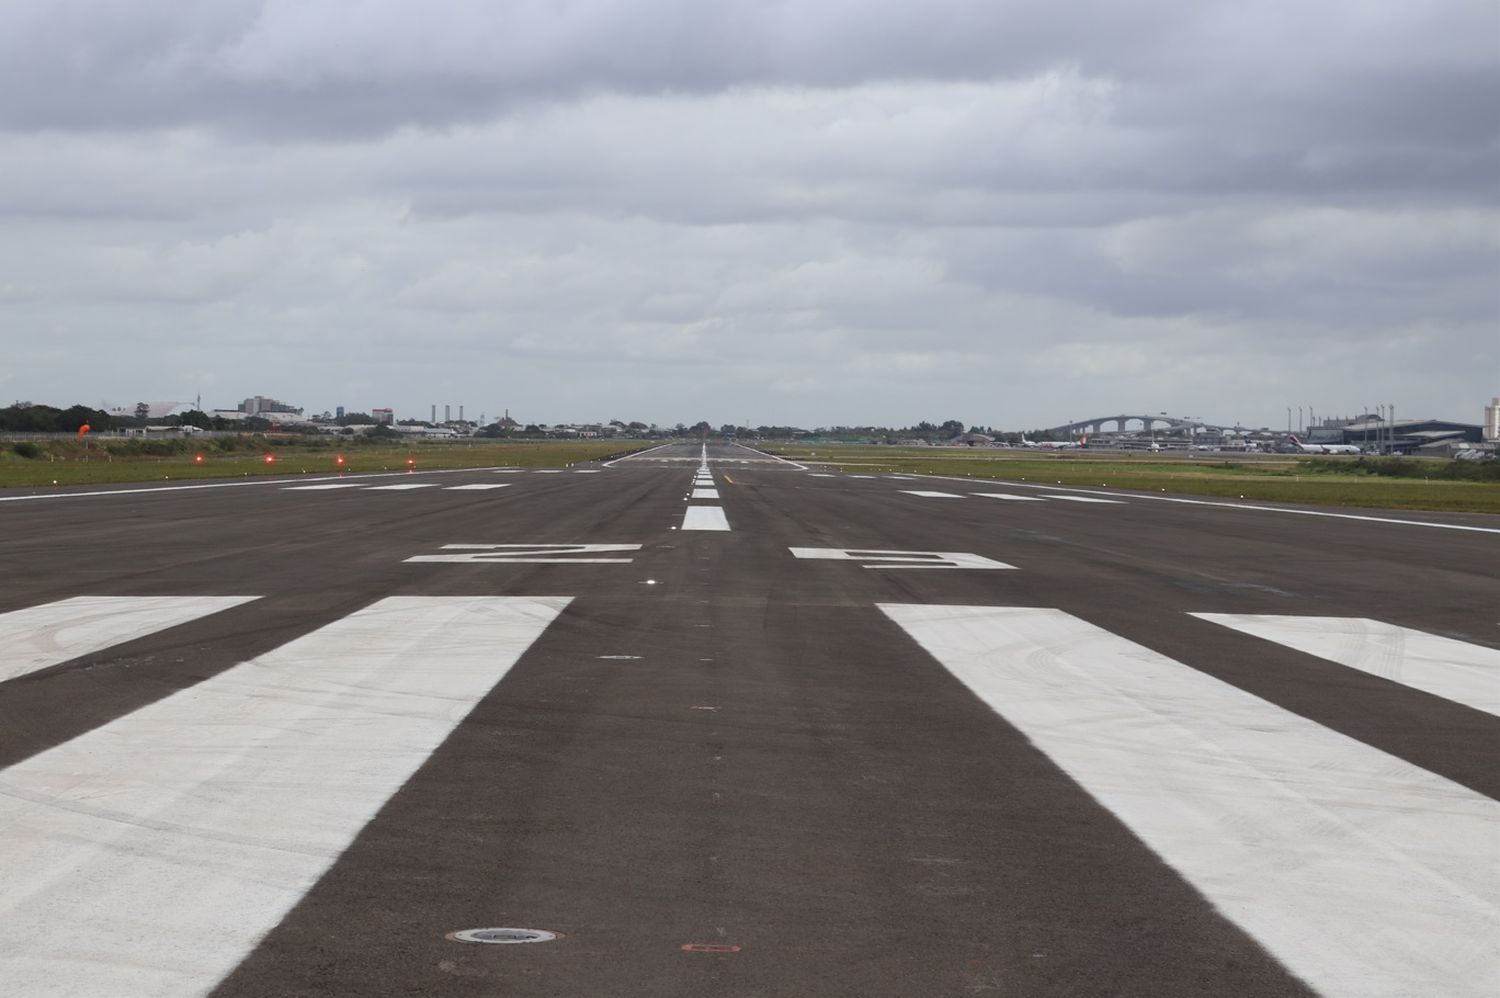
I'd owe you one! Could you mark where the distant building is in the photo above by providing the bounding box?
[336,405,345,419]
[371,407,395,425]
[1485,397,1499,442]
[240,396,302,417]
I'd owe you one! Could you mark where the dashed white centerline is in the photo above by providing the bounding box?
[901,490,964,499]
[682,507,731,531]
[283,483,365,491]
[444,484,513,491]
[1042,494,1125,504]
[974,493,1046,502]
[366,483,441,491]
[691,489,720,500]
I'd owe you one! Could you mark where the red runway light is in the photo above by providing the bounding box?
[194,454,204,464]
[264,454,275,464]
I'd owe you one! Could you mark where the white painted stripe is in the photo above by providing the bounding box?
[848,475,877,479]
[691,488,720,500]
[791,548,1015,570]
[0,467,523,503]
[282,483,364,491]
[1041,494,1125,504]
[443,483,513,491]
[492,468,524,473]
[0,595,569,997]
[731,441,808,470]
[880,604,1500,998]
[808,473,835,478]
[1194,614,1500,717]
[574,469,601,474]
[603,442,675,466]
[533,469,563,474]
[681,506,731,531]
[901,490,964,499]
[973,492,1045,502]
[918,474,1500,536]
[0,596,260,684]
[366,482,441,491]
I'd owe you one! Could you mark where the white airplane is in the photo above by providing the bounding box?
[1286,434,1362,455]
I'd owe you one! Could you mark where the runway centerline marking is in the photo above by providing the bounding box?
[405,544,641,564]
[366,483,441,491]
[790,548,1016,570]
[881,603,1500,998]
[443,484,513,491]
[1194,613,1500,716]
[691,488,720,500]
[1041,494,1125,504]
[0,596,260,685]
[900,490,964,499]
[973,492,1045,502]
[0,595,570,998]
[682,507,731,531]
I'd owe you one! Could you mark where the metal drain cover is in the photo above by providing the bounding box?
[446,927,561,945]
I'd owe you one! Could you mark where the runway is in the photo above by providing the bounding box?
[1,441,1496,997]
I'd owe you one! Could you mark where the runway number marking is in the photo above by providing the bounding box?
[789,548,1016,570]
[405,544,642,564]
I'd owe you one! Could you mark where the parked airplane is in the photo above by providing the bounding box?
[1286,434,1362,455]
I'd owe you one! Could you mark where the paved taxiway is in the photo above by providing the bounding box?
[1,441,1496,997]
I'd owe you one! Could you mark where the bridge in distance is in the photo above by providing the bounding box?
[0,441,1495,997]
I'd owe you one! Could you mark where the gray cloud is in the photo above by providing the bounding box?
[1,1,1496,428]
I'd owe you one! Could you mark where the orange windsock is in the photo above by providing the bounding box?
[77,424,91,438]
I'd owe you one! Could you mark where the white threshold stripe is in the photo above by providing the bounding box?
[1041,494,1125,504]
[366,482,440,490]
[0,595,570,997]
[443,484,513,491]
[691,488,720,500]
[0,596,259,684]
[880,604,1500,998]
[682,506,731,531]
[974,492,1045,502]
[1194,614,1500,717]
[901,490,963,499]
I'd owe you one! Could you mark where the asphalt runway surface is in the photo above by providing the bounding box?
[1,441,1496,997]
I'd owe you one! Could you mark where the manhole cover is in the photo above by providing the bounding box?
[446,928,562,945]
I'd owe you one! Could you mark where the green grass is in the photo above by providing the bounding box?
[767,445,1500,514]
[0,438,645,488]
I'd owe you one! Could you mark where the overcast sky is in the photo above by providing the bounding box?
[2,1,1496,429]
